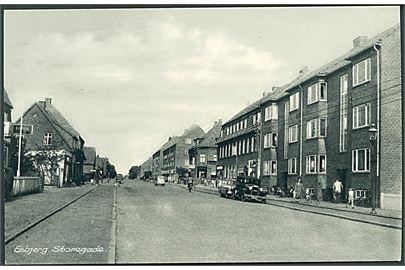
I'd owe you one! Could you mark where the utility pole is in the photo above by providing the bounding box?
[16,114,23,177]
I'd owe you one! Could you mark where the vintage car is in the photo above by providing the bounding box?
[155,176,165,186]
[233,175,268,203]
[218,179,236,198]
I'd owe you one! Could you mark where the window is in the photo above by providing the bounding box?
[264,104,278,121]
[353,103,370,129]
[355,190,367,199]
[289,92,300,112]
[353,58,371,86]
[185,159,189,166]
[250,136,255,152]
[200,154,206,163]
[306,118,327,139]
[264,133,278,148]
[340,74,348,152]
[306,155,327,174]
[270,160,277,175]
[289,125,298,143]
[213,154,217,162]
[352,148,370,172]
[308,81,327,104]
[242,140,245,154]
[185,138,192,144]
[288,158,297,175]
[43,133,52,145]
[244,119,247,129]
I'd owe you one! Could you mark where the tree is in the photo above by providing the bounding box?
[176,166,189,178]
[128,166,140,179]
[106,163,117,179]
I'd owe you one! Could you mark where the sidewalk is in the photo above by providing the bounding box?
[5,183,98,242]
[182,183,402,229]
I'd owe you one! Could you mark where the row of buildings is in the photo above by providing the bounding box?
[144,24,402,210]
[3,93,114,187]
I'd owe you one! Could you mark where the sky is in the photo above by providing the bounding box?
[4,6,400,174]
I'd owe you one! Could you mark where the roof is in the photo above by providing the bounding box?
[37,101,81,139]
[83,147,96,164]
[286,23,400,91]
[198,121,222,148]
[4,89,13,108]
[223,23,400,126]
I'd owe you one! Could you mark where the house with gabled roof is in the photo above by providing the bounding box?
[83,146,96,180]
[188,120,222,180]
[15,98,86,187]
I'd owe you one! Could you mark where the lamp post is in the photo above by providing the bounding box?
[369,124,378,215]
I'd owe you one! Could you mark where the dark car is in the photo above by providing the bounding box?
[233,175,268,203]
[218,179,236,198]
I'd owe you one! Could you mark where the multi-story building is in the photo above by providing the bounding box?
[217,24,401,210]
[160,124,205,182]
[188,120,222,180]
[15,98,86,187]
[216,100,262,182]
[152,150,162,179]
[140,157,153,179]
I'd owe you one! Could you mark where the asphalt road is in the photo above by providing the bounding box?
[116,181,401,263]
[5,180,401,264]
[5,184,115,265]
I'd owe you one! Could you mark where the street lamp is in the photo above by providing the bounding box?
[369,124,378,215]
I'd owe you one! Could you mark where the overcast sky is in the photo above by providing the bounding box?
[4,6,400,174]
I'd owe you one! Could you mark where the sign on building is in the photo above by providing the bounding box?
[13,124,33,135]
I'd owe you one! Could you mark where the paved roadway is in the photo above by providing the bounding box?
[116,181,401,263]
[5,180,401,264]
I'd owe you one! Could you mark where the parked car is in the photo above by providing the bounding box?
[218,179,236,198]
[233,175,268,203]
[155,176,165,186]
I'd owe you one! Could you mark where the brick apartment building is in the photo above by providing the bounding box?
[140,124,205,182]
[188,120,222,180]
[15,98,86,187]
[217,24,401,210]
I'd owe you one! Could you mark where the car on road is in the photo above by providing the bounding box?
[116,174,124,184]
[155,176,165,186]
[233,175,268,203]
[218,179,236,198]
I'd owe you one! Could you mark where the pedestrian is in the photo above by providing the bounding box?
[294,179,305,199]
[346,188,355,209]
[332,178,343,203]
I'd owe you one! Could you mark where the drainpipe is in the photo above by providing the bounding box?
[373,43,381,206]
[298,84,304,178]
[373,43,380,177]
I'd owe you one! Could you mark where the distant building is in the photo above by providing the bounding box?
[140,157,153,179]
[15,98,86,187]
[188,120,222,180]
[160,124,205,182]
[95,155,108,177]
[83,146,96,179]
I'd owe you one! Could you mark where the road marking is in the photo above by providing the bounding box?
[108,183,117,264]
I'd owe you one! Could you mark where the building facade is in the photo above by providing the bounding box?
[3,89,14,170]
[216,24,401,210]
[15,98,86,187]
[83,146,96,179]
[188,120,222,180]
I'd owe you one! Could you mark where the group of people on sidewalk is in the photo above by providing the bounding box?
[289,178,355,209]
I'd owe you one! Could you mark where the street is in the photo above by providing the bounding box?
[5,180,401,264]
[116,181,401,263]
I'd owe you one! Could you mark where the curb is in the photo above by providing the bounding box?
[5,186,98,245]
[175,184,401,230]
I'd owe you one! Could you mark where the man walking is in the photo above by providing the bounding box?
[333,178,343,203]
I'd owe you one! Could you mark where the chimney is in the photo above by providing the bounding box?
[353,36,368,48]
[45,98,52,109]
[299,66,309,76]
[168,137,172,141]
[218,119,222,125]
